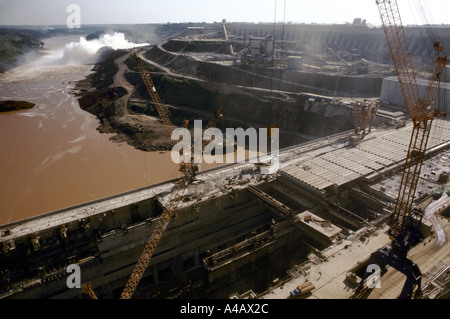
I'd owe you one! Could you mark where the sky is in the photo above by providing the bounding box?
[0,0,449,26]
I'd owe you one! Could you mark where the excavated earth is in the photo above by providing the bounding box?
[75,50,175,151]
[75,23,450,152]
[75,47,357,152]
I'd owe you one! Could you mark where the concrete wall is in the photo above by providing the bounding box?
[380,76,450,116]
[444,66,450,83]
[0,187,279,299]
[227,23,450,64]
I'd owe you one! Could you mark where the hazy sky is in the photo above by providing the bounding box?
[0,0,449,26]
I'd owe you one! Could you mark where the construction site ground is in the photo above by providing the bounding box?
[262,216,450,299]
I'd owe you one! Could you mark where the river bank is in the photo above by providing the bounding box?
[75,49,175,152]
[0,36,183,225]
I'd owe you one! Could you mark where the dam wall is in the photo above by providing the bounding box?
[380,68,450,116]
[2,119,449,299]
[0,167,319,299]
[227,23,450,65]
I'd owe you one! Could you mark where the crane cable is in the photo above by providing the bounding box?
[269,0,287,128]
[269,0,278,105]
[278,0,287,97]
[415,0,442,47]
[406,0,447,195]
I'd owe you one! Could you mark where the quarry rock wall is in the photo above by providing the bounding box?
[140,45,356,145]
[146,43,383,97]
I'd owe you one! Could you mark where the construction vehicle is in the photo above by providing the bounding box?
[289,281,315,298]
[303,214,331,228]
[355,0,447,299]
[82,51,222,299]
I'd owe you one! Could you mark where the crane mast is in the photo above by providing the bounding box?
[82,51,222,299]
[355,0,447,299]
[379,1,448,239]
[133,52,174,138]
[377,1,446,245]
[120,52,222,299]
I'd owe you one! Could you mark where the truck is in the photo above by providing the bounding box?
[289,281,315,298]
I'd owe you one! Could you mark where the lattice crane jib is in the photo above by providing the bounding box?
[353,0,447,299]
[376,0,447,245]
[117,52,223,299]
[134,52,174,139]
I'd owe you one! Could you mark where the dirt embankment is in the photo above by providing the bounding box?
[75,50,175,152]
[125,49,356,147]
[146,42,384,98]
[75,46,357,152]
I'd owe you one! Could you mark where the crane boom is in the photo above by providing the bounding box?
[119,52,222,299]
[376,0,422,119]
[355,0,447,299]
[120,181,188,299]
[377,0,447,245]
[134,52,174,139]
[82,51,223,299]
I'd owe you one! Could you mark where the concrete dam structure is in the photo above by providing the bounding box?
[1,119,449,299]
[1,21,450,300]
[380,66,450,116]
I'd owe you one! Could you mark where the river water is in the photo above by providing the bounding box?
[0,36,182,226]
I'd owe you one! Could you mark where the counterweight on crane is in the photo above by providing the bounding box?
[355,0,447,299]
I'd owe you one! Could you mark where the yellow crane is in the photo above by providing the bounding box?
[355,0,447,299]
[82,51,222,299]
[120,52,222,299]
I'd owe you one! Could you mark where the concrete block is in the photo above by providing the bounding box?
[380,76,450,115]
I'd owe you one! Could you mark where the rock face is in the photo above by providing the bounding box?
[76,48,356,151]
[136,47,356,144]
[81,23,440,151]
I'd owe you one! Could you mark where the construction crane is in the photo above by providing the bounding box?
[120,52,222,299]
[82,51,222,299]
[355,0,447,299]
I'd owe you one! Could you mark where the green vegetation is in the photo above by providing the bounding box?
[0,23,185,72]
[0,29,42,71]
[129,101,156,115]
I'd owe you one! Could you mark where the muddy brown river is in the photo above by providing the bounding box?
[0,36,183,225]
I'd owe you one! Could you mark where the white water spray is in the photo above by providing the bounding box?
[58,32,148,65]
